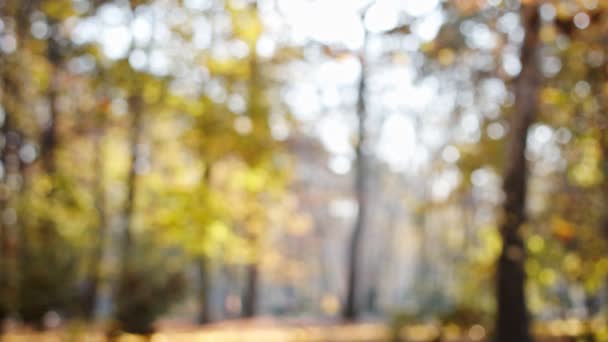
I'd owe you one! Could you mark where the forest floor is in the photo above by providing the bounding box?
[0,318,600,341]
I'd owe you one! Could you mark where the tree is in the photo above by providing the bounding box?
[496,3,541,342]
[81,82,109,319]
[0,0,32,322]
[343,32,369,321]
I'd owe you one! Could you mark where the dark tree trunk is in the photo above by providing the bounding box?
[596,53,608,335]
[496,4,541,342]
[343,38,368,321]
[0,96,19,323]
[112,90,145,335]
[197,257,212,324]
[242,262,258,318]
[0,60,10,325]
[594,60,608,240]
[41,31,62,174]
[118,92,144,283]
[0,0,28,324]
[242,217,260,318]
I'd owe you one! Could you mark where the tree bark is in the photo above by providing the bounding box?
[343,37,369,320]
[496,4,541,342]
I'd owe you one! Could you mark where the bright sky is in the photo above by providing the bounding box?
[274,0,446,176]
[71,0,522,201]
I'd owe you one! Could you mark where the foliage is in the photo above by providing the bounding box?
[1,0,608,336]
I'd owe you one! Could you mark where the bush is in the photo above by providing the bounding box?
[17,223,79,328]
[438,305,489,327]
[113,248,186,335]
[389,311,439,342]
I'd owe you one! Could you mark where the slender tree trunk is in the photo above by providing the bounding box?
[0,94,19,323]
[197,257,213,324]
[343,37,369,320]
[241,39,262,319]
[83,110,107,319]
[592,53,608,240]
[596,58,608,327]
[41,32,61,174]
[0,44,10,324]
[197,164,214,324]
[242,261,259,318]
[118,91,144,286]
[111,89,144,335]
[242,221,259,318]
[496,4,540,342]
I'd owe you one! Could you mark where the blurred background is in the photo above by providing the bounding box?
[0,0,607,340]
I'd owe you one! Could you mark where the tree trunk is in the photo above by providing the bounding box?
[0,0,32,323]
[197,257,213,324]
[496,4,541,342]
[241,38,262,319]
[343,37,369,320]
[596,53,608,338]
[82,110,107,320]
[242,222,259,318]
[118,92,144,284]
[242,262,259,318]
[41,32,62,174]
[0,92,19,323]
[197,164,214,324]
